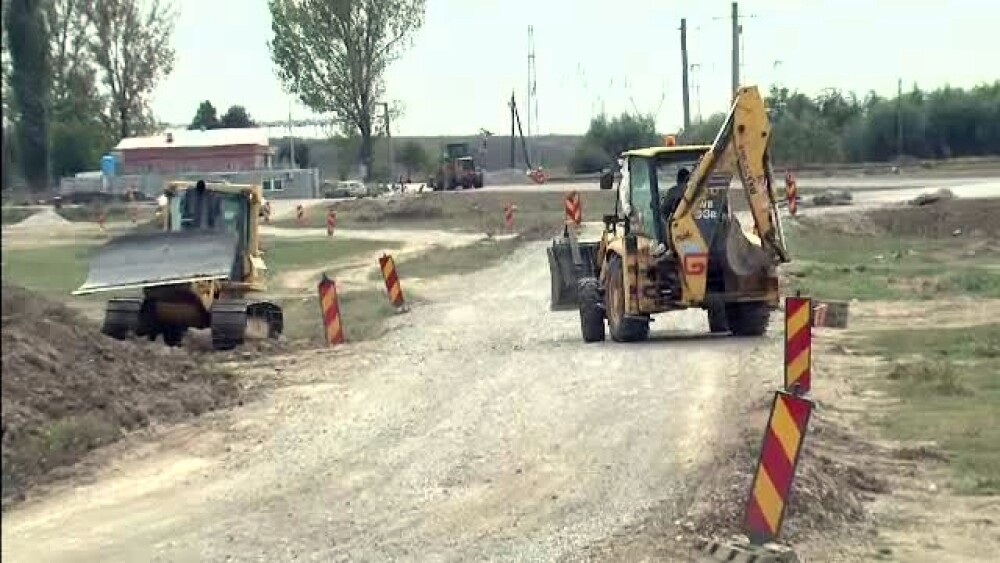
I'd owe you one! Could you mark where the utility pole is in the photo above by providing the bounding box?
[288,101,295,168]
[731,2,740,98]
[380,102,392,183]
[527,25,536,168]
[680,18,691,130]
[896,78,904,160]
[509,91,516,169]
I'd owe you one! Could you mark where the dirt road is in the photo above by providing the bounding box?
[1,240,779,562]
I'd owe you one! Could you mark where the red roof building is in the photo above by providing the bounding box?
[114,128,273,175]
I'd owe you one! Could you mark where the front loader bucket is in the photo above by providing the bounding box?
[548,234,600,311]
[73,230,240,295]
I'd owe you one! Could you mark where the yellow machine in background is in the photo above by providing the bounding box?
[74,180,283,350]
[548,85,790,342]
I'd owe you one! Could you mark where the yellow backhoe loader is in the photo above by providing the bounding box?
[547,85,790,341]
[73,180,283,350]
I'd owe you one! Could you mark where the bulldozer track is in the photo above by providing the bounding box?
[100,298,142,339]
[209,300,283,350]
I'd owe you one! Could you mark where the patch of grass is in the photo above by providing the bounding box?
[369,238,523,281]
[275,289,399,343]
[274,191,616,241]
[859,324,1000,495]
[944,268,1000,297]
[54,204,157,223]
[784,223,999,301]
[861,324,1000,360]
[2,413,120,501]
[261,237,399,276]
[0,243,91,295]
[1,207,35,225]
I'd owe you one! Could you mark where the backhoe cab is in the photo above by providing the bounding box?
[74,180,283,350]
[547,85,790,342]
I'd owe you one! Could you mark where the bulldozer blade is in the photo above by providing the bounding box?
[548,237,600,311]
[73,230,240,295]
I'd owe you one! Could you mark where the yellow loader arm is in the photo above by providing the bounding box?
[668,85,790,303]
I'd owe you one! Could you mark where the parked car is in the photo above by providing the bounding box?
[323,180,368,199]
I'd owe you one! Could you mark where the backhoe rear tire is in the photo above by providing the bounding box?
[725,302,771,336]
[707,303,730,333]
[606,255,650,342]
[578,277,605,342]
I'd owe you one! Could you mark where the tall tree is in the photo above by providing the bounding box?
[89,0,177,140]
[5,0,51,192]
[268,0,426,180]
[220,105,256,128]
[46,0,114,179]
[46,0,100,121]
[189,100,220,130]
[396,140,428,176]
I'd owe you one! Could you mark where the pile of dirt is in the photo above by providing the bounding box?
[868,197,1000,238]
[1,284,240,504]
[800,197,1000,239]
[684,404,883,548]
[3,208,73,230]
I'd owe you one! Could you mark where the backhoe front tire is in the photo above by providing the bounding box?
[725,302,771,336]
[606,255,650,342]
[578,277,605,342]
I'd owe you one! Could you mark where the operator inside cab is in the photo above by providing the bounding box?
[650,167,690,259]
[181,180,222,230]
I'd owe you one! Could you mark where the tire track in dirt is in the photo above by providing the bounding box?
[2,240,783,562]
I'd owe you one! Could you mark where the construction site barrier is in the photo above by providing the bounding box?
[564,190,582,226]
[529,167,547,184]
[811,299,850,329]
[784,296,812,395]
[127,189,139,224]
[784,172,798,216]
[326,208,336,237]
[317,273,345,345]
[378,253,408,311]
[744,391,814,545]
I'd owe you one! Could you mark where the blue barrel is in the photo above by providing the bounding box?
[101,154,117,177]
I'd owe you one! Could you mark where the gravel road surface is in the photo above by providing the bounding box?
[2,240,779,562]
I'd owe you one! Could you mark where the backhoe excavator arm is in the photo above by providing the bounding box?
[668,85,790,304]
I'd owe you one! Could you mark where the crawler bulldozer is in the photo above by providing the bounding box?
[73,180,283,350]
[547,85,791,342]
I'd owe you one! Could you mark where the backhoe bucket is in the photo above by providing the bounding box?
[547,234,599,311]
[73,230,240,295]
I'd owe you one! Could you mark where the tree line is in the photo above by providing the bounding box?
[571,82,1000,173]
[2,0,177,192]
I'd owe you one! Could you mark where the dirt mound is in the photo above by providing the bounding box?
[4,208,73,230]
[802,197,1000,239]
[1,285,239,504]
[685,405,882,547]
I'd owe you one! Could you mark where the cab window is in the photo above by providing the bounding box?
[628,157,657,237]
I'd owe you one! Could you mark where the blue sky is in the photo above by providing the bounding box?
[151,0,999,136]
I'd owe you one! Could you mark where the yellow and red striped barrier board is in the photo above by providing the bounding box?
[378,253,406,309]
[504,203,515,229]
[744,391,814,545]
[564,190,582,226]
[326,208,336,236]
[784,296,812,394]
[317,273,344,345]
